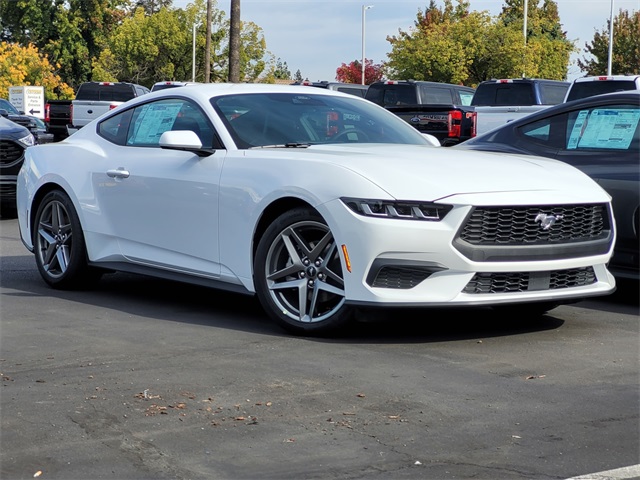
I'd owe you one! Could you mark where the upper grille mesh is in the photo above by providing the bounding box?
[460,205,607,245]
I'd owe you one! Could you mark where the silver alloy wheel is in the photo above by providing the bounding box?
[36,199,73,279]
[264,220,345,323]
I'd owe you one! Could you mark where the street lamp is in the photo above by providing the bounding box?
[192,22,198,82]
[361,5,373,85]
[607,0,614,75]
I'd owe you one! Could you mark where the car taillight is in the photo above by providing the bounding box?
[109,104,118,110]
[447,110,462,138]
[326,111,339,136]
[69,104,73,124]
[44,104,50,123]
[469,111,477,138]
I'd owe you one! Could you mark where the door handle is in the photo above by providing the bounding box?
[106,168,130,179]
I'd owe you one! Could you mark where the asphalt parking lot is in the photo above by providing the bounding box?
[1,217,639,480]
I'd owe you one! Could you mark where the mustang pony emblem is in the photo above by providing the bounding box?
[535,213,564,230]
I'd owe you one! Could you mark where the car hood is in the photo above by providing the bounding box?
[304,144,606,202]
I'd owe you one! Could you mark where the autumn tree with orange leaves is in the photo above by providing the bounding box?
[0,43,74,100]
[335,59,384,85]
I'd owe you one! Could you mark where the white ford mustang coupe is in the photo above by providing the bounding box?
[17,83,616,335]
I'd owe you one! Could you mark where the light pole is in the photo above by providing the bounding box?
[192,22,197,82]
[361,5,373,85]
[607,0,614,75]
[522,0,528,78]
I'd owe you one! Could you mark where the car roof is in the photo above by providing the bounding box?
[571,75,640,83]
[147,82,357,99]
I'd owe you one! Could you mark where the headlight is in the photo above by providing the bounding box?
[341,197,452,221]
[18,133,35,147]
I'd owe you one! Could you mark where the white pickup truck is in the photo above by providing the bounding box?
[471,78,570,136]
[68,82,150,135]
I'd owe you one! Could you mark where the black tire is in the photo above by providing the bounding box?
[253,207,354,336]
[492,302,560,318]
[33,190,102,289]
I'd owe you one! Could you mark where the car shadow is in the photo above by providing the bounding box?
[2,261,573,344]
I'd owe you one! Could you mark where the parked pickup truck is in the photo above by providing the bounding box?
[564,75,640,102]
[68,81,150,135]
[44,99,72,141]
[365,80,476,146]
[471,78,569,135]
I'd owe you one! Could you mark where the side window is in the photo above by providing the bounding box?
[98,108,134,145]
[126,98,217,148]
[519,112,568,148]
[458,91,474,106]
[566,105,640,151]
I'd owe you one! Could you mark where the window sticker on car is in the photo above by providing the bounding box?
[128,102,182,145]
[568,108,640,150]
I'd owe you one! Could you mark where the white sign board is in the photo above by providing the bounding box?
[8,86,45,119]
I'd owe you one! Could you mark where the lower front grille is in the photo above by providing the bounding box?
[463,267,596,294]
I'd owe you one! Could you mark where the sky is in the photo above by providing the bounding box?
[173,0,639,82]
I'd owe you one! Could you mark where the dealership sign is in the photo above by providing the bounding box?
[8,86,45,119]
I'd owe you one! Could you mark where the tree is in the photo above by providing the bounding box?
[0,42,74,99]
[385,0,573,86]
[497,0,575,79]
[294,70,303,82]
[335,59,384,84]
[134,0,175,15]
[229,0,241,82]
[92,7,186,85]
[272,58,291,80]
[578,9,640,75]
[386,0,493,85]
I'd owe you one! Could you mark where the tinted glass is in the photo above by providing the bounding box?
[77,83,137,102]
[520,104,640,152]
[0,99,19,114]
[539,83,570,104]
[99,98,217,148]
[419,86,453,104]
[212,92,427,148]
[472,83,535,106]
[458,91,474,106]
[566,81,639,102]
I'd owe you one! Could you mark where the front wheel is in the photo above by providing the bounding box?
[33,190,102,289]
[254,208,354,336]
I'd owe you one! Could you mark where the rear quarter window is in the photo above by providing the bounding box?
[566,81,639,102]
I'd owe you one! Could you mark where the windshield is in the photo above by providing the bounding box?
[211,92,429,149]
[0,99,19,114]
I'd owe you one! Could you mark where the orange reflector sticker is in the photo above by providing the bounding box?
[341,245,352,273]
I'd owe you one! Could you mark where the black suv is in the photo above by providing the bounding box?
[0,116,35,217]
[0,98,40,141]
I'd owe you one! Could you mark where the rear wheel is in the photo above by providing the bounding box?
[254,207,353,336]
[33,190,102,289]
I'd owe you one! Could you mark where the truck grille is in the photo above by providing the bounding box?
[0,140,25,168]
[463,267,596,294]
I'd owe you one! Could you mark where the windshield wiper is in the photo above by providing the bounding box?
[250,142,312,149]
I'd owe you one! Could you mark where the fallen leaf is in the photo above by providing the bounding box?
[357,393,365,398]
